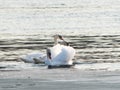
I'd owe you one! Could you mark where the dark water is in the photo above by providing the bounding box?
[1,33,120,64]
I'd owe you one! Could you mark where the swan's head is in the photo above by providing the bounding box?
[53,34,63,40]
[58,35,69,46]
[53,34,69,46]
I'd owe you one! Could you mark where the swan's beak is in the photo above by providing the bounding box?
[58,35,69,46]
[64,40,69,46]
[58,35,64,40]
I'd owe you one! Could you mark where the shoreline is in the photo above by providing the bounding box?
[0,68,120,90]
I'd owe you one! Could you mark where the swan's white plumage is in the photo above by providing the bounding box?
[20,35,75,66]
[21,44,75,65]
[45,44,75,65]
[20,53,46,63]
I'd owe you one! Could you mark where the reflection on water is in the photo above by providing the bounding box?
[0,32,120,64]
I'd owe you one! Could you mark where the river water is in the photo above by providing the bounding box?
[0,31,120,71]
[0,0,120,71]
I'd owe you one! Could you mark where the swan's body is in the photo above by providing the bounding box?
[20,53,46,64]
[20,35,75,66]
[45,44,75,65]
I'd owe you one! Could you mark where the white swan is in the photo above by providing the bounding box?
[20,52,46,64]
[20,35,64,63]
[45,44,75,66]
[45,35,75,66]
[20,35,75,66]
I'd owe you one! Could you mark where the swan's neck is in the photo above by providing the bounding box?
[54,38,58,45]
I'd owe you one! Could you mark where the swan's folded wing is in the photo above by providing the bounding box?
[50,44,62,59]
[51,46,75,65]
